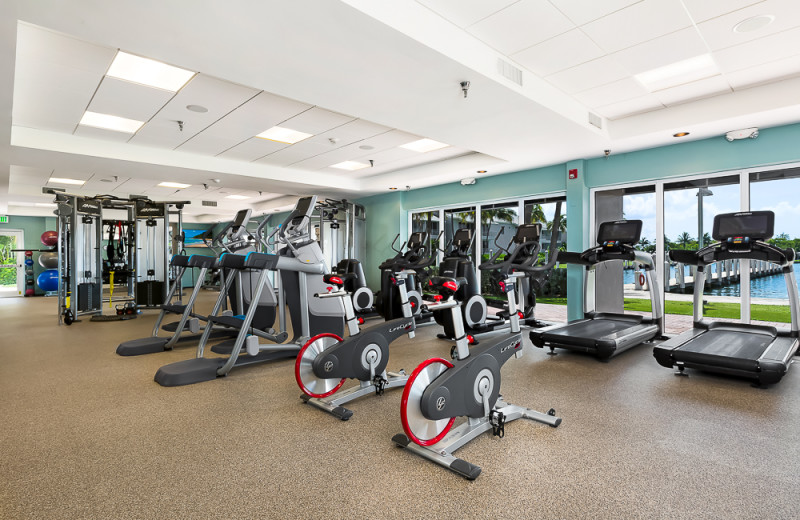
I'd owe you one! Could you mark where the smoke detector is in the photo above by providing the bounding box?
[725,128,759,141]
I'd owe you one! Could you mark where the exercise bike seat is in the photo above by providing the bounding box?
[322,274,345,287]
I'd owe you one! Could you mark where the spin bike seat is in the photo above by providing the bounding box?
[323,274,346,287]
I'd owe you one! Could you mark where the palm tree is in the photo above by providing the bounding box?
[677,231,693,249]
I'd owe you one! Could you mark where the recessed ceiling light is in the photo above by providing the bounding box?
[35,202,57,207]
[331,161,370,171]
[673,132,690,137]
[158,181,191,189]
[389,187,398,190]
[359,145,375,150]
[733,14,775,33]
[225,194,250,200]
[80,111,144,133]
[48,177,85,186]
[477,170,487,173]
[106,51,195,92]
[399,138,449,153]
[634,54,717,92]
[256,126,313,144]
[186,104,208,113]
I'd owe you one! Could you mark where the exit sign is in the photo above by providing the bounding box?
[0,216,7,224]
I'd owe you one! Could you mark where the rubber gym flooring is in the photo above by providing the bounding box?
[1,292,798,519]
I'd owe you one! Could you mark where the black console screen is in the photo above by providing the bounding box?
[596,220,642,245]
[712,211,774,241]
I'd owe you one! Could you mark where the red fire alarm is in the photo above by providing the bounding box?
[568,169,578,180]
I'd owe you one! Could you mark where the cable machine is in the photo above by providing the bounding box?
[55,194,103,325]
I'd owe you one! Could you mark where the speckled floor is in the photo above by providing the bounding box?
[1,294,799,519]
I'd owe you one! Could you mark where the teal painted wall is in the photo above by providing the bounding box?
[357,121,800,317]
[0,215,57,295]
[358,192,408,289]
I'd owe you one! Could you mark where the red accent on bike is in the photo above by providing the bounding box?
[357,317,365,325]
[410,301,416,308]
[326,286,333,292]
[433,295,443,302]
[499,281,506,291]
[517,311,524,319]
[467,335,476,345]
[443,281,458,292]
[400,358,456,447]
[295,332,345,398]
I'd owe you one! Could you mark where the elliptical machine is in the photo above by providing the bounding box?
[435,202,561,338]
[392,231,562,480]
[375,232,436,321]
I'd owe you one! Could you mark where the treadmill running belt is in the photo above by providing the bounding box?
[543,319,637,348]
[676,329,774,371]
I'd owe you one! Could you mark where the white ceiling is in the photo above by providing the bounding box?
[2,0,800,221]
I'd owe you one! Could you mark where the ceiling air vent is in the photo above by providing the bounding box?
[202,200,217,207]
[588,112,603,129]
[497,59,523,86]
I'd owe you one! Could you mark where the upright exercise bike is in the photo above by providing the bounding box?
[392,229,562,480]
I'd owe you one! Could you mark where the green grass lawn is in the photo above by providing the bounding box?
[536,297,791,323]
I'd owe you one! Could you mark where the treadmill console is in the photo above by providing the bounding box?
[712,211,774,249]
[596,220,642,249]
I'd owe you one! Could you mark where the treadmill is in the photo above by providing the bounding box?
[530,219,663,360]
[653,211,799,385]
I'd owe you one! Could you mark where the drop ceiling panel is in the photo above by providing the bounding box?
[258,120,392,167]
[681,0,766,23]
[580,0,693,54]
[416,0,519,28]
[351,148,470,178]
[9,166,52,185]
[74,124,134,142]
[12,85,87,132]
[725,55,800,89]
[467,0,574,55]
[16,22,116,74]
[573,77,650,109]
[346,129,420,150]
[280,107,354,135]
[115,178,160,192]
[654,75,732,106]
[545,56,631,95]
[595,94,664,120]
[82,176,132,191]
[713,26,800,74]
[217,137,288,161]
[698,0,800,51]
[130,74,260,148]
[176,91,311,153]
[549,0,644,26]
[88,77,174,122]
[512,29,604,77]
[611,27,709,76]
[50,170,94,182]
[173,133,244,156]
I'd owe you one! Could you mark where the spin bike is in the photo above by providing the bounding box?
[392,238,562,480]
[295,252,436,420]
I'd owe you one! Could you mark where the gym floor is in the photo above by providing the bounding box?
[2,293,798,519]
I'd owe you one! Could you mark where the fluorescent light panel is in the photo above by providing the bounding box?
[106,51,195,92]
[634,54,718,92]
[225,195,250,200]
[331,161,370,171]
[400,138,449,153]
[158,181,191,189]
[49,177,86,185]
[80,111,144,133]
[256,126,313,144]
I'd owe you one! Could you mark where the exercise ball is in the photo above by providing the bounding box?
[38,251,58,269]
[36,269,58,292]
[41,230,58,247]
